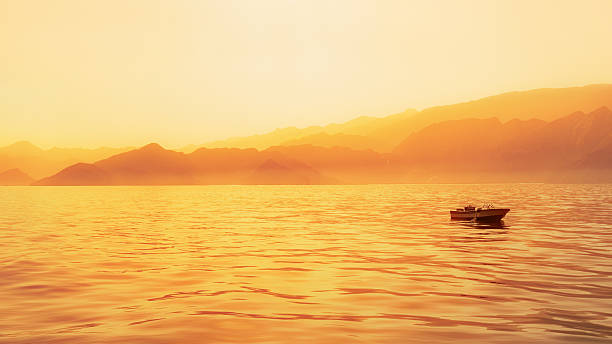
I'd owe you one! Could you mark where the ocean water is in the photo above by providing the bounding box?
[1,184,611,344]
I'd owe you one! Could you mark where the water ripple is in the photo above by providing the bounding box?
[1,184,611,343]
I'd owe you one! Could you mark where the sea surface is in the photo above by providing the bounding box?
[1,184,611,344]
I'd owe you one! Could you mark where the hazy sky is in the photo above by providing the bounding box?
[2,0,612,148]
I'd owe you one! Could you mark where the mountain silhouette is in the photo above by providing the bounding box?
[0,141,131,179]
[281,133,383,151]
[33,106,612,185]
[94,143,196,184]
[33,163,112,186]
[2,141,44,155]
[186,109,418,152]
[264,144,388,183]
[391,107,612,181]
[35,144,194,185]
[198,84,612,152]
[35,143,337,185]
[0,168,34,185]
[18,85,612,184]
[245,158,334,185]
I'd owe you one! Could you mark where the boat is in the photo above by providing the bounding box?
[450,204,510,222]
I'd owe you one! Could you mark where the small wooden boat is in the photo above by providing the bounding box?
[450,204,509,222]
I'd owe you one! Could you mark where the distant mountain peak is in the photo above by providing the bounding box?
[0,168,30,176]
[195,84,612,153]
[590,106,612,116]
[9,140,37,147]
[32,163,112,186]
[0,168,34,185]
[257,159,288,171]
[4,141,43,153]
[140,143,165,151]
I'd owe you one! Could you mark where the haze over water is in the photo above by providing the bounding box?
[1,184,611,343]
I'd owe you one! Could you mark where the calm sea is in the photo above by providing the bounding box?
[1,185,611,344]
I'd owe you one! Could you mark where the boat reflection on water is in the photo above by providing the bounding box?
[452,219,509,230]
[449,219,510,243]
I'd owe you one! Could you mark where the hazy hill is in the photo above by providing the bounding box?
[265,145,384,169]
[392,107,612,181]
[264,145,389,183]
[95,143,196,185]
[507,107,612,168]
[26,85,612,184]
[36,143,337,185]
[0,141,43,156]
[393,117,507,166]
[189,147,262,171]
[415,84,612,122]
[186,125,324,152]
[281,133,383,152]
[574,138,612,169]
[245,158,335,185]
[34,107,612,185]
[33,163,112,186]
[0,168,34,185]
[0,141,132,179]
[197,84,612,152]
[187,109,418,152]
[36,144,196,185]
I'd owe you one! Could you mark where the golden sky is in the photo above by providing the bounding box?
[2,0,612,148]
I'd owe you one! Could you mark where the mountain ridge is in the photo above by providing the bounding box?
[7,84,612,184]
[193,84,612,152]
[0,142,133,179]
[0,168,34,185]
[33,107,612,185]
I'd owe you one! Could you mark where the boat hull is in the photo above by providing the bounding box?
[450,208,510,222]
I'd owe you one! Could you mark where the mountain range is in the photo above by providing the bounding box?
[188,84,612,153]
[33,144,337,185]
[392,106,612,182]
[0,168,34,186]
[0,141,132,179]
[3,84,612,185]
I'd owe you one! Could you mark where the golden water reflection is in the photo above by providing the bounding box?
[1,184,611,343]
